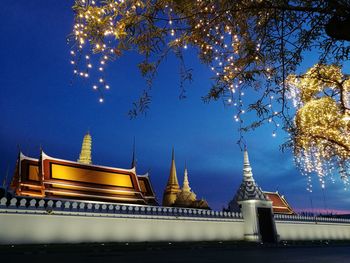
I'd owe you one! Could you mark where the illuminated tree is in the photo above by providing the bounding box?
[69,1,350,184]
[286,64,350,188]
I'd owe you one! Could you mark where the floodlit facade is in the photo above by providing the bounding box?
[1,138,350,244]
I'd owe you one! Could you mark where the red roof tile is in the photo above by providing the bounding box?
[263,191,295,215]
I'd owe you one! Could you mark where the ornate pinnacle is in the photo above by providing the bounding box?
[182,165,191,192]
[243,150,254,181]
[78,132,92,164]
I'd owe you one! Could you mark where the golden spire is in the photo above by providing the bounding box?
[78,132,92,164]
[162,147,180,206]
[167,148,179,186]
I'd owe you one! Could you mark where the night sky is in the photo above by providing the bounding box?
[1,1,349,212]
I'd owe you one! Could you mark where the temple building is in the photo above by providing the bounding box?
[9,133,158,205]
[162,149,210,209]
[227,149,294,215]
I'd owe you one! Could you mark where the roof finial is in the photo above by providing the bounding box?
[131,137,137,168]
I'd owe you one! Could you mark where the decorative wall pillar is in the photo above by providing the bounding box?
[239,200,261,242]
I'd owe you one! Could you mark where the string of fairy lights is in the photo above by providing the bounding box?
[287,64,350,190]
[70,1,350,191]
[69,0,280,136]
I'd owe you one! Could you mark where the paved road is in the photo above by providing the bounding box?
[1,242,350,262]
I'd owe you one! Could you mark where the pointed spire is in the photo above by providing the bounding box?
[78,132,92,164]
[182,163,191,192]
[167,147,179,186]
[131,137,136,168]
[243,149,254,181]
[162,147,180,206]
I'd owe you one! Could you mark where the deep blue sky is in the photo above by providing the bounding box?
[0,1,349,212]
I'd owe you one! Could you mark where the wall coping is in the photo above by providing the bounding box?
[274,213,350,224]
[0,196,243,221]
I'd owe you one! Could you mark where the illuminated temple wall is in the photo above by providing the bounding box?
[275,216,350,240]
[0,197,244,244]
[1,197,350,244]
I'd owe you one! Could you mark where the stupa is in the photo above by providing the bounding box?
[162,150,210,209]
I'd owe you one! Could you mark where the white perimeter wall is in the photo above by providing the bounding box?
[2,196,350,244]
[2,213,350,244]
[276,220,350,241]
[0,212,244,244]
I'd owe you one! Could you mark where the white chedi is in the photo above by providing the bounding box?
[175,168,197,204]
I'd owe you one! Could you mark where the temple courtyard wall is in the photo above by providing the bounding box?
[1,197,350,244]
[275,215,350,241]
[0,197,244,244]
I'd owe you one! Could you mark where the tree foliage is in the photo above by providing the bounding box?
[70,0,350,184]
[286,64,350,188]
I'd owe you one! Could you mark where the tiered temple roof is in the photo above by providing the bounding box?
[9,134,157,205]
